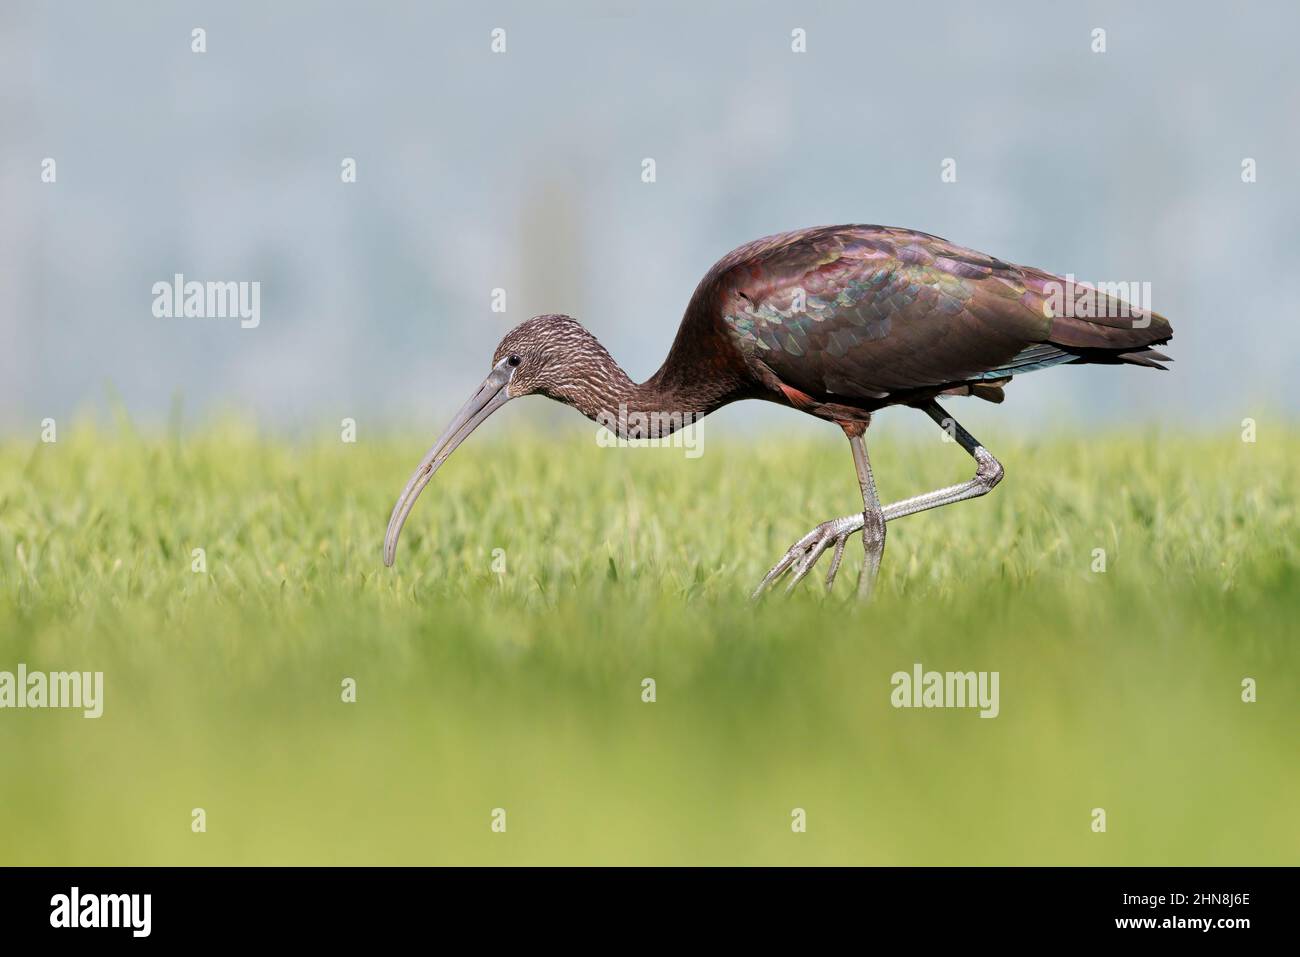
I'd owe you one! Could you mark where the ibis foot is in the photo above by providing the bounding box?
[751,513,866,598]
[749,426,890,601]
[750,401,1006,601]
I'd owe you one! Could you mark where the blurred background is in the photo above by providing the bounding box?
[3,0,1297,440]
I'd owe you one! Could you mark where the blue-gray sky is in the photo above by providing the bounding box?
[3,0,1297,439]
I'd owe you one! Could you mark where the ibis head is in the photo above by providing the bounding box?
[382,314,618,566]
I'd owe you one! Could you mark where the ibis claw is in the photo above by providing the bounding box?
[750,514,865,599]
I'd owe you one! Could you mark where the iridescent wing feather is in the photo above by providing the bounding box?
[706,225,1172,407]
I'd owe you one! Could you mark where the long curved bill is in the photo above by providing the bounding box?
[383,358,515,566]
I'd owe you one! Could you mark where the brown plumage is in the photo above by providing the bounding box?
[676,224,1172,428]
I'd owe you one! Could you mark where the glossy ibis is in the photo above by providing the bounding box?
[384,225,1172,598]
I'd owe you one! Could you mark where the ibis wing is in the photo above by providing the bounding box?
[714,225,1171,403]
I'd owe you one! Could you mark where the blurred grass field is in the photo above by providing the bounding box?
[1,416,1297,865]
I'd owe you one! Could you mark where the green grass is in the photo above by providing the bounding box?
[1,417,1297,865]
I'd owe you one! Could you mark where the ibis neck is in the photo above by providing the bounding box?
[563,350,740,440]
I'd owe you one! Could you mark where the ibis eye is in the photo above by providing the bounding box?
[507,354,521,367]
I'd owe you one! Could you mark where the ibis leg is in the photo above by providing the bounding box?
[751,401,1003,598]
[881,401,1005,521]
[848,433,886,600]
[759,429,886,598]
